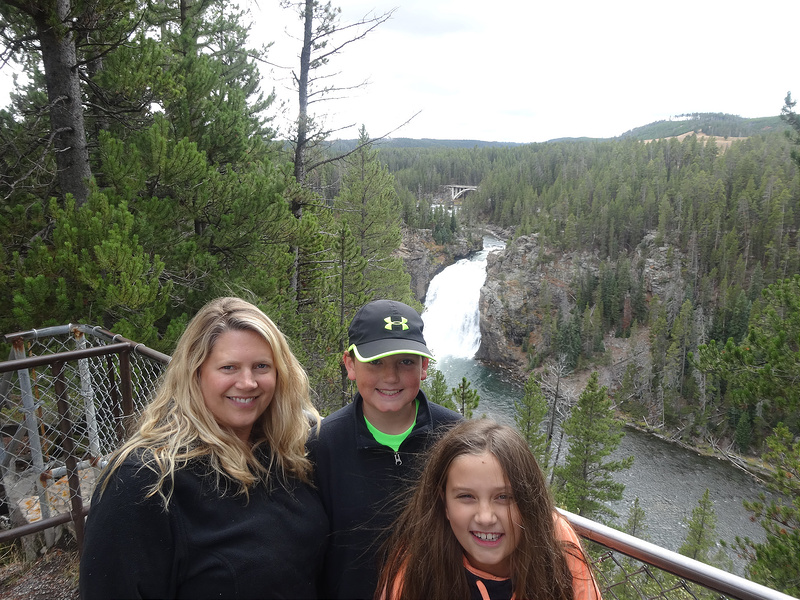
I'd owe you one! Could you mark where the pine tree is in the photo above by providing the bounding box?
[422,367,457,412]
[680,489,718,561]
[555,310,582,371]
[733,423,800,596]
[553,372,633,520]
[451,376,479,419]
[0,0,301,348]
[616,363,640,415]
[623,497,649,540]
[11,192,170,345]
[780,92,800,168]
[679,489,732,570]
[336,126,413,303]
[663,298,694,420]
[514,374,550,470]
[332,222,369,408]
[596,496,668,600]
[734,411,752,453]
[695,275,800,445]
[127,0,294,321]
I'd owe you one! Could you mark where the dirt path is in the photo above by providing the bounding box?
[0,543,78,600]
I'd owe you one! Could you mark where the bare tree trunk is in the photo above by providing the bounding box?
[544,355,569,460]
[292,0,313,197]
[339,228,349,406]
[35,0,91,205]
[549,428,566,486]
[284,0,394,296]
[287,0,314,297]
[545,370,560,459]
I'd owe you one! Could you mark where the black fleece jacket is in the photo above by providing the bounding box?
[307,390,462,600]
[80,451,328,599]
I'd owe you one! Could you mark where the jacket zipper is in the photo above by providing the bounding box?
[394,451,402,466]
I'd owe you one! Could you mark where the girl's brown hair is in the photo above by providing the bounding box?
[376,418,584,600]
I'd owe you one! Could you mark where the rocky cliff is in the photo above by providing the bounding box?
[399,228,483,303]
[476,234,581,372]
[476,231,683,375]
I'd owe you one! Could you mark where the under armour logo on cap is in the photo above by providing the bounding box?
[347,300,434,362]
[384,316,409,331]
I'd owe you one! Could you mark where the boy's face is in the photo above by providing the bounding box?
[343,352,429,425]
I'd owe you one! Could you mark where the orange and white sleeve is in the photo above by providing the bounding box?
[555,514,603,600]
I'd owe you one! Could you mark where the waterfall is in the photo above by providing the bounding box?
[422,236,504,359]
[421,258,484,358]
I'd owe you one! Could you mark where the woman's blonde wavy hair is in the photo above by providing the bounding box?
[100,297,320,506]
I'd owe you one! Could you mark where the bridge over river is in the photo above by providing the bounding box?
[443,184,477,202]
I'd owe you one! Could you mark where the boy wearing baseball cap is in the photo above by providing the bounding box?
[307,299,462,600]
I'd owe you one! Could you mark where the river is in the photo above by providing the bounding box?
[421,235,770,573]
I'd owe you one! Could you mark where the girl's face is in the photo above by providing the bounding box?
[444,451,521,577]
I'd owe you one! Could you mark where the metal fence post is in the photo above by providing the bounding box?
[120,349,133,420]
[52,361,85,553]
[74,330,101,458]
[10,337,54,546]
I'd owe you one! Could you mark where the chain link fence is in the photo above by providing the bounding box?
[0,324,168,557]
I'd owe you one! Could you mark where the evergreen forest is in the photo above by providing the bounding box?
[377,122,800,451]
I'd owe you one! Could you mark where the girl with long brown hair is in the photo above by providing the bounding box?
[376,419,602,600]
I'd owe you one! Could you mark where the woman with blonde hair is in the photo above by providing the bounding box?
[80,297,328,599]
[376,419,601,600]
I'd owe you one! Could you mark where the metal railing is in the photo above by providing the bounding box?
[560,509,796,600]
[0,325,794,600]
[0,324,168,556]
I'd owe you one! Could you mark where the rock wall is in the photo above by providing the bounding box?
[475,230,685,376]
[476,234,577,372]
[399,228,483,303]
[638,231,686,300]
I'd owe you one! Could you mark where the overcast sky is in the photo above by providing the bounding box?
[2,0,798,144]
[256,0,800,143]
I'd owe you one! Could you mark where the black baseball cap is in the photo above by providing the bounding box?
[347,300,434,362]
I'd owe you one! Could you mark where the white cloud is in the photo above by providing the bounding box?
[2,0,798,143]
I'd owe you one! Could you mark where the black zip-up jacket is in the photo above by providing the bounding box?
[80,450,328,599]
[307,390,462,600]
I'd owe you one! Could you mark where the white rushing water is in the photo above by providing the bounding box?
[422,236,504,359]
[420,236,520,428]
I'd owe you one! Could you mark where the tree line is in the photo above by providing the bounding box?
[376,125,798,451]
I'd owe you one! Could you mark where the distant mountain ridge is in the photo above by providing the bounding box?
[328,138,522,151]
[619,112,786,141]
[331,113,788,149]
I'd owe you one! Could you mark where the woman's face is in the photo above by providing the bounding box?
[199,329,277,443]
[444,452,521,577]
